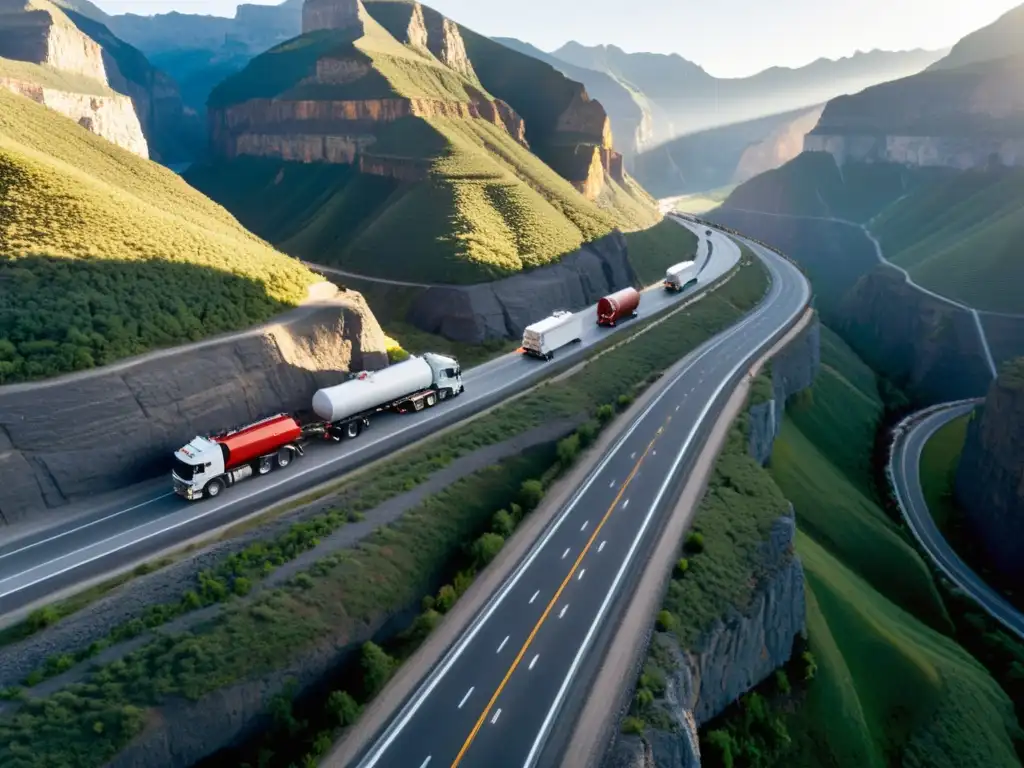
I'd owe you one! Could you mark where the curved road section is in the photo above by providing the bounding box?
[346,234,810,768]
[890,402,1024,640]
[0,219,730,617]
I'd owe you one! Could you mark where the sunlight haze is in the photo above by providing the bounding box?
[91,0,1021,77]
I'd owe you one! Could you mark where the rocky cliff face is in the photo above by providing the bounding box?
[406,231,635,343]
[604,326,817,768]
[0,76,148,156]
[0,0,106,80]
[804,53,1024,170]
[955,359,1024,584]
[733,106,824,184]
[0,291,388,523]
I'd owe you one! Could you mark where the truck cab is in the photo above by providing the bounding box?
[172,437,226,500]
[421,352,464,399]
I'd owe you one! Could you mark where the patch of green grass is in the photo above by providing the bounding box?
[872,168,1024,313]
[919,413,970,531]
[790,532,1020,768]
[0,88,317,383]
[624,217,699,286]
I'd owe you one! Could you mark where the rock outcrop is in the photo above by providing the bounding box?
[804,52,1024,170]
[955,358,1024,585]
[0,290,388,524]
[406,230,635,343]
[302,0,360,33]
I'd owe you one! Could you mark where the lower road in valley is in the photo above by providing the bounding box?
[891,403,1024,640]
[0,218,731,618]
[346,235,810,768]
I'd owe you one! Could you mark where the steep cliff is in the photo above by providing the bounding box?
[804,53,1024,170]
[0,0,148,156]
[0,290,388,522]
[604,322,819,767]
[192,0,657,287]
[955,358,1024,584]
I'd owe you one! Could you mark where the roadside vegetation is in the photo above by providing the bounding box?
[919,413,970,531]
[0,256,770,767]
[0,87,317,383]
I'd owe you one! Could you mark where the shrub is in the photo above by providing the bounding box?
[292,573,315,590]
[621,716,645,735]
[656,610,677,632]
[233,577,252,596]
[421,595,436,612]
[634,687,654,709]
[576,420,598,447]
[491,508,515,537]
[519,479,544,511]
[617,394,634,409]
[453,569,475,597]
[556,433,581,465]
[596,404,615,424]
[775,669,791,695]
[684,531,705,554]
[25,669,44,687]
[436,585,457,613]
[801,651,818,682]
[327,690,362,726]
[361,642,395,698]
[27,606,60,631]
[509,502,524,523]
[705,729,736,768]
[471,533,505,568]
[675,558,690,576]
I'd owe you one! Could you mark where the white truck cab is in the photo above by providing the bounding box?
[172,437,225,500]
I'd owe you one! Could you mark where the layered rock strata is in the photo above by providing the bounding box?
[0,291,388,523]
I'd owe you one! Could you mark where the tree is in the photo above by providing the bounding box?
[361,642,395,698]
[327,690,362,726]
[471,533,505,568]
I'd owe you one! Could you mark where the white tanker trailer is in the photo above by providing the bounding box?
[171,353,463,500]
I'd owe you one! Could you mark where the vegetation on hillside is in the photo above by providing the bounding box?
[769,327,1022,767]
[919,413,970,531]
[0,57,111,95]
[0,88,317,383]
[872,168,1024,313]
[0,257,768,766]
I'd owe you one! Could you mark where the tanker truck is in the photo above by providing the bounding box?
[597,287,641,327]
[171,353,463,500]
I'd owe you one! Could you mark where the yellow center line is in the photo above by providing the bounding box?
[449,429,663,767]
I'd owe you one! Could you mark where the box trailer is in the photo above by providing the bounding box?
[664,260,698,292]
[521,310,584,360]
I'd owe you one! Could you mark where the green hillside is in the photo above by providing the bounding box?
[189,2,663,286]
[871,168,1024,314]
[0,87,317,383]
[766,327,1022,766]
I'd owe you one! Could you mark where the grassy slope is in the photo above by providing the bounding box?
[0,87,317,383]
[0,57,112,95]
[769,326,1019,766]
[871,168,1024,314]
[191,5,662,286]
[919,413,970,531]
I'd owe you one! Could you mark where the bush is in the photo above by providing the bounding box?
[656,610,677,632]
[621,716,645,735]
[27,606,60,631]
[617,394,634,409]
[491,508,515,537]
[576,420,598,447]
[361,642,395,698]
[509,502,524,523]
[801,651,818,682]
[519,479,544,511]
[596,404,615,424]
[775,669,791,695]
[326,690,362,726]
[634,687,654,709]
[453,569,475,597]
[421,595,436,612]
[705,729,736,768]
[436,585,457,613]
[556,434,581,465]
[684,531,705,554]
[675,558,690,577]
[233,577,252,596]
[471,533,505,568]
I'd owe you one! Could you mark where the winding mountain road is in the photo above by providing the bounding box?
[0,218,732,619]
[340,232,811,768]
[890,402,1024,640]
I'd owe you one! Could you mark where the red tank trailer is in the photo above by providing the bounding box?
[215,414,304,470]
[597,287,641,327]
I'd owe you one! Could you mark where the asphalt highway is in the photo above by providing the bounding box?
[350,236,810,768]
[891,402,1024,640]
[0,217,731,616]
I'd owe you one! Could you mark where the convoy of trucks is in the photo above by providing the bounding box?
[521,310,585,360]
[171,353,463,500]
[597,287,641,327]
[664,260,699,292]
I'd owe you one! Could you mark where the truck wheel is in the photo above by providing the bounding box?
[345,421,362,439]
[276,448,293,468]
[205,479,224,499]
[426,393,437,407]
[258,456,273,475]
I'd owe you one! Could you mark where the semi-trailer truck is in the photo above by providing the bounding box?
[664,260,698,292]
[171,353,463,500]
[521,310,584,360]
[597,287,641,327]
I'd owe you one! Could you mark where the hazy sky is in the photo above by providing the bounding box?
[93,0,1022,78]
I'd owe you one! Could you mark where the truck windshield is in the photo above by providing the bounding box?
[172,456,197,480]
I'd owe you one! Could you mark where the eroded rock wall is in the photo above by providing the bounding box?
[0,3,107,82]
[955,359,1024,584]
[0,291,388,524]
[406,230,636,344]
[805,133,1024,169]
[302,0,360,33]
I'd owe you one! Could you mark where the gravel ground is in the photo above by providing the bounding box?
[0,419,579,695]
